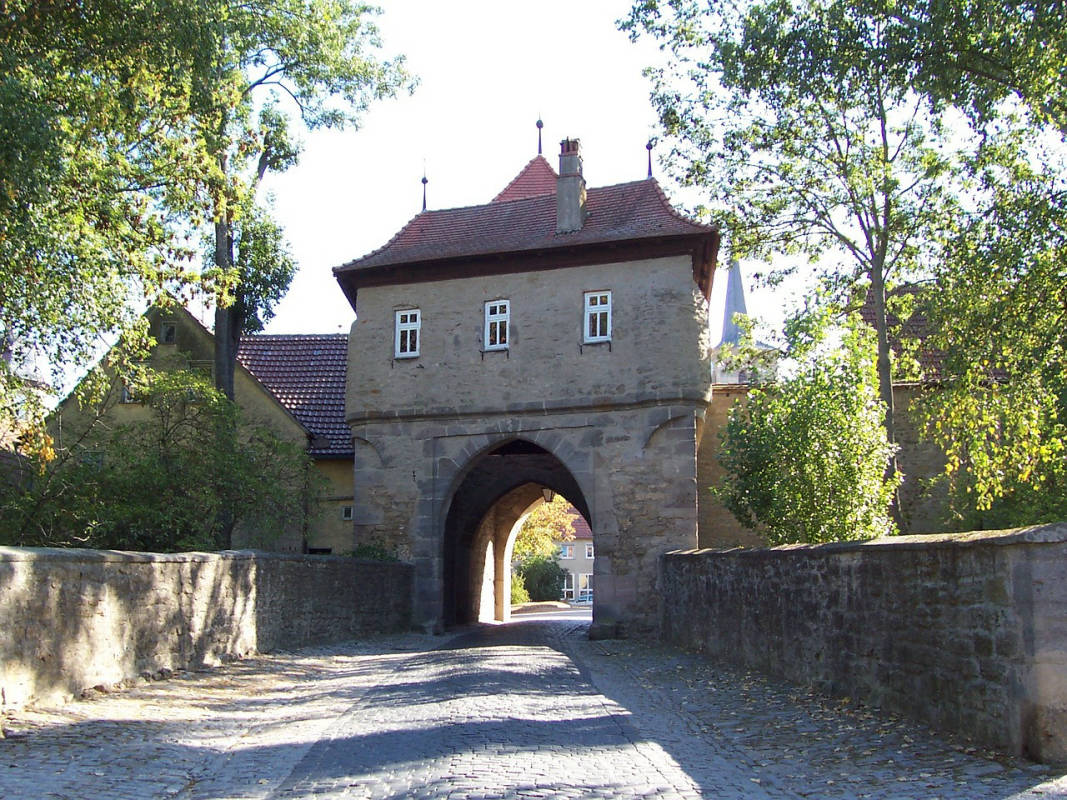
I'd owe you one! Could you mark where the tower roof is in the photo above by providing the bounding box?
[492,155,558,203]
[335,174,719,311]
[719,261,749,346]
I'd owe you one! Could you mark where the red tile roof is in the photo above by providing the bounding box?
[236,334,351,458]
[859,287,943,380]
[492,156,558,202]
[571,514,592,540]
[337,178,713,277]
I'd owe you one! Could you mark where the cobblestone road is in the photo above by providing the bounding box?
[1,613,1064,799]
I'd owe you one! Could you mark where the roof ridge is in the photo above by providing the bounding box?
[241,333,348,341]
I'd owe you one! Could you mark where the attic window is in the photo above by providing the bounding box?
[395,309,420,358]
[160,322,177,344]
[341,505,353,520]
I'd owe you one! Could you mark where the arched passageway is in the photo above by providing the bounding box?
[442,439,591,627]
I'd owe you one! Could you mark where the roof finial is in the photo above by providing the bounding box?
[421,169,428,212]
[537,117,543,155]
[646,140,654,178]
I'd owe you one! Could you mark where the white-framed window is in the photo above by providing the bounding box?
[583,290,612,343]
[484,299,509,350]
[559,544,574,559]
[394,309,420,358]
[159,322,177,344]
[341,505,353,521]
[562,572,575,599]
[578,573,593,601]
[585,544,594,559]
[118,383,139,404]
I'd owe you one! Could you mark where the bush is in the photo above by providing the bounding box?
[350,540,398,561]
[518,555,567,601]
[510,573,530,605]
[716,311,899,544]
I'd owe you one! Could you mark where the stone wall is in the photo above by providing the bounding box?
[659,523,1067,763]
[0,548,412,709]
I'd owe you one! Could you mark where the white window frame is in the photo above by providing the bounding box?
[583,290,612,343]
[484,299,509,351]
[394,309,421,358]
[585,543,594,559]
[341,505,353,521]
[577,573,593,601]
[559,544,574,560]
[562,572,575,599]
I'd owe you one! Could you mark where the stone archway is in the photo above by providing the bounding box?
[442,439,591,627]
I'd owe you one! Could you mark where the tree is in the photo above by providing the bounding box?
[715,307,900,544]
[0,1,224,436]
[194,2,411,400]
[517,556,568,602]
[918,132,1067,528]
[0,368,319,551]
[0,1,410,442]
[623,1,959,512]
[512,495,578,565]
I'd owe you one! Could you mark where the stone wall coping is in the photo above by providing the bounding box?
[665,521,1067,559]
[0,546,413,567]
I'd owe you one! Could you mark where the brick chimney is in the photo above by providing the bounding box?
[556,138,587,234]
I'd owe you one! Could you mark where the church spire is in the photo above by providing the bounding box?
[720,260,749,346]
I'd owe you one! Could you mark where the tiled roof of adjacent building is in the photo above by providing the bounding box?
[859,287,943,381]
[335,177,716,277]
[236,334,351,458]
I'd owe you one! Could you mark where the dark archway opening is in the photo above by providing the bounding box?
[442,439,590,627]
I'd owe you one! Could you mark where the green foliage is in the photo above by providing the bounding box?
[715,309,900,544]
[510,574,531,605]
[625,0,1067,527]
[0,369,318,551]
[0,0,411,427]
[517,556,567,602]
[200,0,413,398]
[919,134,1067,528]
[0,0,219,422]
[512,495,578,565]
[623,0,965,478]
[350,540,399,562]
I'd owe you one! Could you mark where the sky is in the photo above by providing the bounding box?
[246,0,793,342]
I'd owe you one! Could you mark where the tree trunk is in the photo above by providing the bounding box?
[212,217,238,548]
[213,219,237,402]
[869,261,903,528]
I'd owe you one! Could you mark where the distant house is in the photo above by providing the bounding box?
[51,304,354,554]
[556,514,594,602]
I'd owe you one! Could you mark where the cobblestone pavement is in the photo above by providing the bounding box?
[1,615,1065,799]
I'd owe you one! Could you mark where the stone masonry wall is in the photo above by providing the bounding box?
[659,523,1067,764]
[0,548,412,709]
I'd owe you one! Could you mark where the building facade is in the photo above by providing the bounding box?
[335,139,720,637]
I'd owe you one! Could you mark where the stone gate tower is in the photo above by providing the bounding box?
[334,138,719,637]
